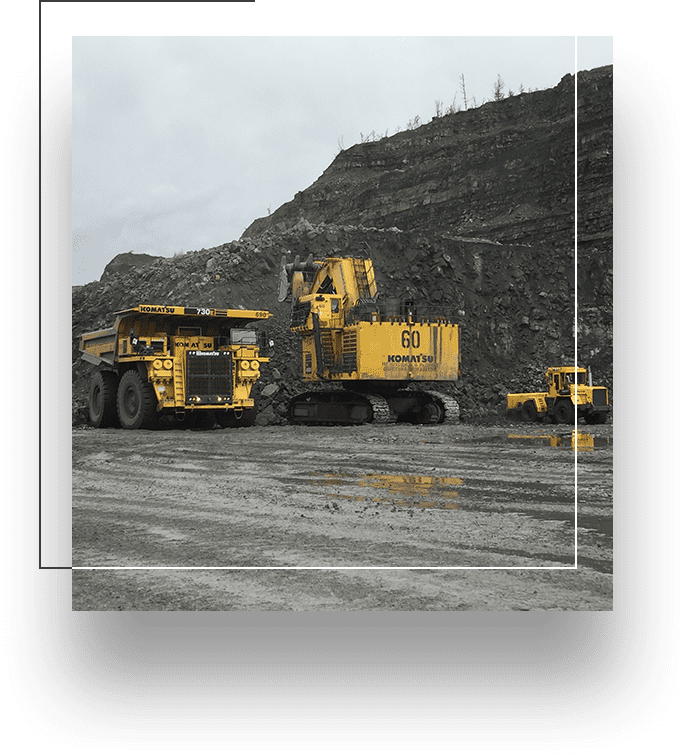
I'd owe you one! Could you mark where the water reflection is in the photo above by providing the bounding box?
[507,430,611,451]
[310,471,463,508]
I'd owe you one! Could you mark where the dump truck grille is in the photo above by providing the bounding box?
[186,351,233,402]
[593,388,608,407]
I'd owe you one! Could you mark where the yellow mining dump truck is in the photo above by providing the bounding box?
[80,304,272,429]
[278,253,461,424]
[506,366,610,425]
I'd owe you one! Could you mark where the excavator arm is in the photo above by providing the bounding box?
[277,254,377,310]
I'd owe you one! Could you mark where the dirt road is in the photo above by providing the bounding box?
[72,421,612,610]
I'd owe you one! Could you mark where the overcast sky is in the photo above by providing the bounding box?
[72,35,612,285]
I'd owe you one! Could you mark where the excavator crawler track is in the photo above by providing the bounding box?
[415,388,461,425]
[288,390,371,425]
[359,393,397,425]
[287,390,399,426]
[287,388,458,426]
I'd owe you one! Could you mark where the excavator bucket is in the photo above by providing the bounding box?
[277,253,321,302]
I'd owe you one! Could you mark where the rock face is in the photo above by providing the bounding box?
[244,67,612,257]
[72,66,612,426]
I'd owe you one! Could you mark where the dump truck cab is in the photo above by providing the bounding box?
[80,304,272,429]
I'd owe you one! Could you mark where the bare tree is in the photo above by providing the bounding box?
[493,74,505,101]
[460,73,468,110]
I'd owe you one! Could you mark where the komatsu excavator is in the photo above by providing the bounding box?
[278,253,461,425]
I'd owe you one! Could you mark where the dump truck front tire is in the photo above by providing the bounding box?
[116,370,158,430]
[89,371,119,428]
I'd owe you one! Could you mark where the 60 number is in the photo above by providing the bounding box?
[401,330,420,349]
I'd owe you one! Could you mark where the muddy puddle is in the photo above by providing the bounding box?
[306,471,463,509]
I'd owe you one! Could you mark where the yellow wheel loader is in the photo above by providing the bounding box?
[507,366,610,425]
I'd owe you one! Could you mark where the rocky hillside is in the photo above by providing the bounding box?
[72,66,612,426]
[244,67,612,256]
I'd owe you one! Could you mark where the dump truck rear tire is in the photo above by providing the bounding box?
[116,370,158,430]
[89,371,119,428]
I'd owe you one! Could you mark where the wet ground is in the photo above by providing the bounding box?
[72,420,613,610]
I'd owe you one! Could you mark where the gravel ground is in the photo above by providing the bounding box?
[72,419,612,610]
